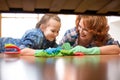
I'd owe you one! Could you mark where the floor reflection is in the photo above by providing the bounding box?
[1,55,120,80]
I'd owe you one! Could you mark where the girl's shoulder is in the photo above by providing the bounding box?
[25,28,42,34]
[23,28,43,37]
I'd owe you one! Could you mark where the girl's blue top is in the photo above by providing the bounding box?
[0,28,57,53]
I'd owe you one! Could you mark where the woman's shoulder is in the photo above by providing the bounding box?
[66,27,76,32]
[64,27,77,34]
[106,34,120,46]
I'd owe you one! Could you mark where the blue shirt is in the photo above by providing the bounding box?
[0,28,57,53]
[59,27,120,48]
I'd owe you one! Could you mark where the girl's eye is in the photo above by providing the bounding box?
[57,31,59,33]
[51,30,54,32]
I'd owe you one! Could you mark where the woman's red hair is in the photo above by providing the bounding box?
[76,15,109,46]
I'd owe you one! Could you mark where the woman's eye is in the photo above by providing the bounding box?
[78,25,81,28]
[78,25,89,32]
[83,29,88,31]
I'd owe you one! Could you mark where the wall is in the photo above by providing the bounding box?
[109,21,120,42]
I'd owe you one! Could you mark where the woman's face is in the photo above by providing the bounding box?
[78,19,93,42]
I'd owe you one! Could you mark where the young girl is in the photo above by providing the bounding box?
[0,14,61,55]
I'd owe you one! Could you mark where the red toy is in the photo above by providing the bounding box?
[4,44,21,54]
[74,52,84,56]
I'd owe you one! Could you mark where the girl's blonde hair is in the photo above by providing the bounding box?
[36,14,61,28]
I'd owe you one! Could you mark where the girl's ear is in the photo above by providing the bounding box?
[40,24,46,31]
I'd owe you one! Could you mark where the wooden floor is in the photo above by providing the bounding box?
[0,54,120,80]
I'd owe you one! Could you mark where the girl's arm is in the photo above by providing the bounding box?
[21,48,35,56]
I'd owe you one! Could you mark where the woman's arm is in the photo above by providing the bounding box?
[64,44,120,55]
[99,45,120,55]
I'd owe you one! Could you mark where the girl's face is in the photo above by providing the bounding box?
[42,18,61,41]
[78,19,93,42]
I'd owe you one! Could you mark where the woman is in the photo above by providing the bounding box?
[59,15,120,55]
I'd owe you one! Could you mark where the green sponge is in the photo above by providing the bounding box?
[60,49,73,56]
[34,43,100,57]
[61,42,72,50]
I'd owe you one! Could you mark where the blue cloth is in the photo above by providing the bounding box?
[59,27,120,47]
[0,28,57,53]
[45,46,61,54]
